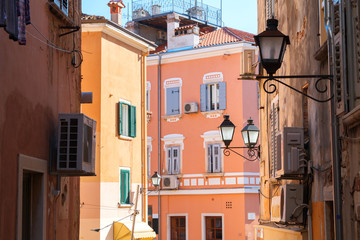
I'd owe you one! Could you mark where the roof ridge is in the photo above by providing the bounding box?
[223,27,243,41]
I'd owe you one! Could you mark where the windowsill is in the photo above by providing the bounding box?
[119,135,133,141]
[48,2,74,26]
[162,114,182,122]
[118,203,132,208]
[201,110,224,119]
[314,41,328,62]
[203,172,225,179]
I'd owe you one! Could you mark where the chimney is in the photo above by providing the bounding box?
[167,13,199,50]
[107,0,125,25]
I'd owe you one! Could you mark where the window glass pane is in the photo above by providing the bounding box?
[122,104,129,136]
[216,84,220,109]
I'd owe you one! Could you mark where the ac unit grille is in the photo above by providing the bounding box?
[59,118,79,169]
[164,177,171,187]
[184,104,191,112]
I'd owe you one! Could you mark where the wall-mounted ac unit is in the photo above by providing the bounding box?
[270,195,281,222]
[271,184,304,223]
[57,113,96,176]
[274,127,305,178]
[184,102,198,113]
[240,49,255,75]
[162,175,179,190]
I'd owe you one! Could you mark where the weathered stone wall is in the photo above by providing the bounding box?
[0,0,82,239]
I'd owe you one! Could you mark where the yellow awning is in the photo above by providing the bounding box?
[113,220,156,240]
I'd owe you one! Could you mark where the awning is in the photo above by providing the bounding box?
[113,221,156,240]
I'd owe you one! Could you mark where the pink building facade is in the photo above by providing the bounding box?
[145,20,260,240]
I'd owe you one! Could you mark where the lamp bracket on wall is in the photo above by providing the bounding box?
[255,74,333,103]
[221,146,260,162]
[59,26,80,37]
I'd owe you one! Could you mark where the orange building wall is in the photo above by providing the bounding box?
[147,48,260,240]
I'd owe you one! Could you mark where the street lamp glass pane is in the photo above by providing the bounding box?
[221,126,234,141]
[242,131,249,145]
[259,37,284,60]
[249,130,259,145]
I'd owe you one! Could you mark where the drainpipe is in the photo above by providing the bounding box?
[141,51,150,222]
[324,1,343,239]
[158,53,162,240]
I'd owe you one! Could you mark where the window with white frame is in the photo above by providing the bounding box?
[167,146,181,175]
[162,134,184,175]
[207,144,221,173]
[201,73,226,112]
[201,213,224,240]
[119,101,136,138]
[168,214,188,240]
[164,78,182,116]
[201,130,223,174]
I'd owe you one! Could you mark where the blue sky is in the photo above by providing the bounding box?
[82,0,258,34]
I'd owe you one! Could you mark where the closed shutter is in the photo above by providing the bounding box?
[119,102,123,135]
[270,97,279,177]
[207,145,212,172]
[200,84,207,112]
[172,147,180,174]
[167,147,172,174]
[130,105,136,137]
[213,144,221,173]
[166,87,180,115]
[218,82,226,110]
[120,169,130,204]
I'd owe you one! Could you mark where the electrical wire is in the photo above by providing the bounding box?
[91,213,134,232]
[311,165,332,173]
[258,185,280,199]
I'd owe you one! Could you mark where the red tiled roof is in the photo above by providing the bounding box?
[175,24,197,31]
[150,27,255,54]
[196,27,254,48]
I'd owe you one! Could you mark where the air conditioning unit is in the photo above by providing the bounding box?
[274,127,305,178]
[57,113,96,176]
[271,184,304,223]
[162,175,179,190]
[157,31,167,40]
[184,102,198,113]
[270,195,281,222]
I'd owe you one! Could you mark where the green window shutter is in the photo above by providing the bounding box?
[120,169,130,204]
[130,105,136,137]
[119,102,123,135]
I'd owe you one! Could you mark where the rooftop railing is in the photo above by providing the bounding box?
[130,0,222,27]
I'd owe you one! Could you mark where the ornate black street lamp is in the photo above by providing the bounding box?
[219,115,260,161]
[252,18,333,102]
[151,171,161,187]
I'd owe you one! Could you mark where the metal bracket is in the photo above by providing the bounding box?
[59,26,80,37]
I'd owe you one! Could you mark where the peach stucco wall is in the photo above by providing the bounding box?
[147,47,260,240]
[80,26,148,240]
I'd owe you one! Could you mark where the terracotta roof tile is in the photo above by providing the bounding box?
[196,27,254,48]
[81,13,105,20]
[175,24,197,31]
[150,27,254,54]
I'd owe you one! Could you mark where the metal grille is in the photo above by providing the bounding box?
[131,0,222,27]
[225,201,232,209]
[59,118,78,169]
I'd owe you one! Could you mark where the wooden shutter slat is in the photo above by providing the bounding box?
[219,82,226,110]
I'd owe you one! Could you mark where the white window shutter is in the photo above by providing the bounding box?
[167,147,172,174]
[172,147,180,174]
[200,84,207,112]
[207,145,212,172]
[213,144,221,173]
[218,82,226,110]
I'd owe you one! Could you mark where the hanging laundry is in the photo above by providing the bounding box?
[4,0,19,41]
[0,0,5,27]
[18,0,31,45]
